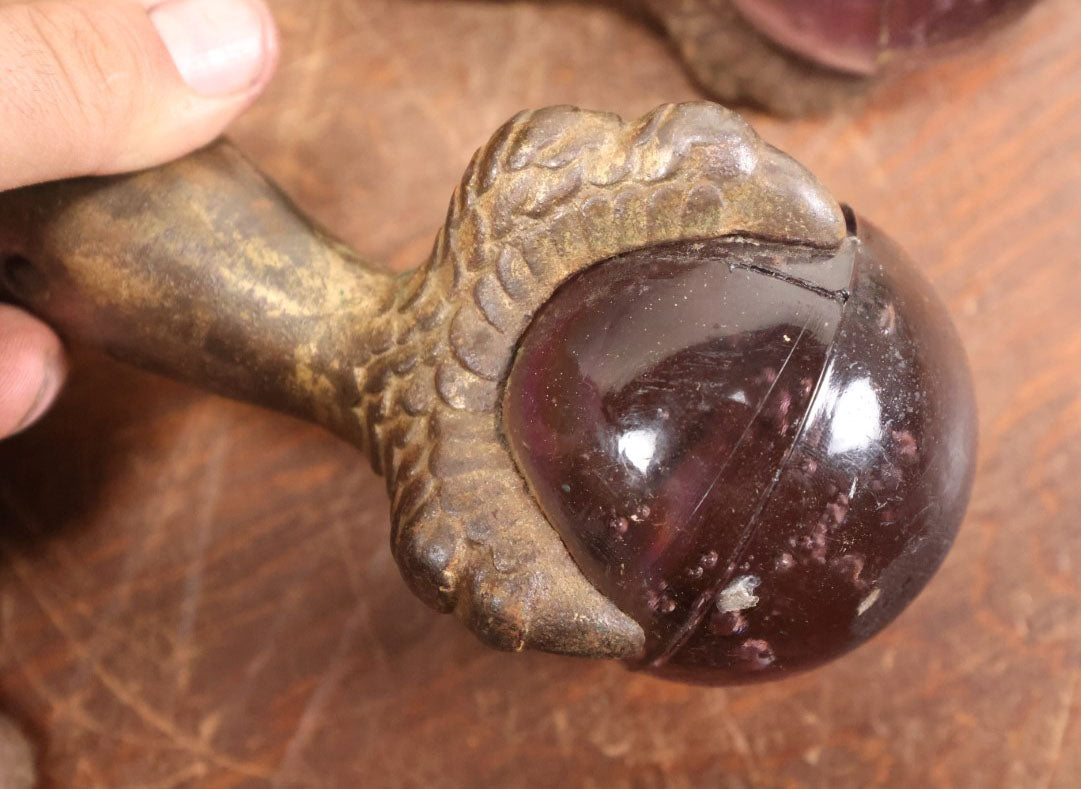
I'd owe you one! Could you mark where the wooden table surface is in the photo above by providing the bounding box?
[2,1,1080,786]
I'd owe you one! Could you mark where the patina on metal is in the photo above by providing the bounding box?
[0,102,846,662]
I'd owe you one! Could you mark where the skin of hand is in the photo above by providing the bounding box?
[0,0,280,439]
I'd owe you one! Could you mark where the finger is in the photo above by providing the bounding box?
[0,305,65,438]
[0,0,279,191]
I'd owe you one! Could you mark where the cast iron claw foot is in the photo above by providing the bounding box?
[0,103,976,683]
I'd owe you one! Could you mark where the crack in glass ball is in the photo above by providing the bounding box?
[503,216,977,684]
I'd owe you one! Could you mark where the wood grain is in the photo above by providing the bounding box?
[1,0,1080,786]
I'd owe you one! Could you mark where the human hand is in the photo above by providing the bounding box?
[0,0,279,438]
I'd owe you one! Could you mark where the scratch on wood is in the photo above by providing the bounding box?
[8,645,163,749]
[272,603,368,785]
[3,550,274,779]
[175,432,229,694]
[74,410,210,697]
[328,469,368,603]
[1044,669,1079,788]
[137,761,210,789]
[338,0,467,155]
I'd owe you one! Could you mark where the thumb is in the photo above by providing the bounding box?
[0,0,279,191]
[0,0,278,438]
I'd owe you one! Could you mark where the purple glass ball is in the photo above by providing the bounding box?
[731,0,1037,74]
[503,216,976,684]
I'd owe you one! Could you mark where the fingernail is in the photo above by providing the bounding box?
[14,353,65,435]
[150,0,272,96]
